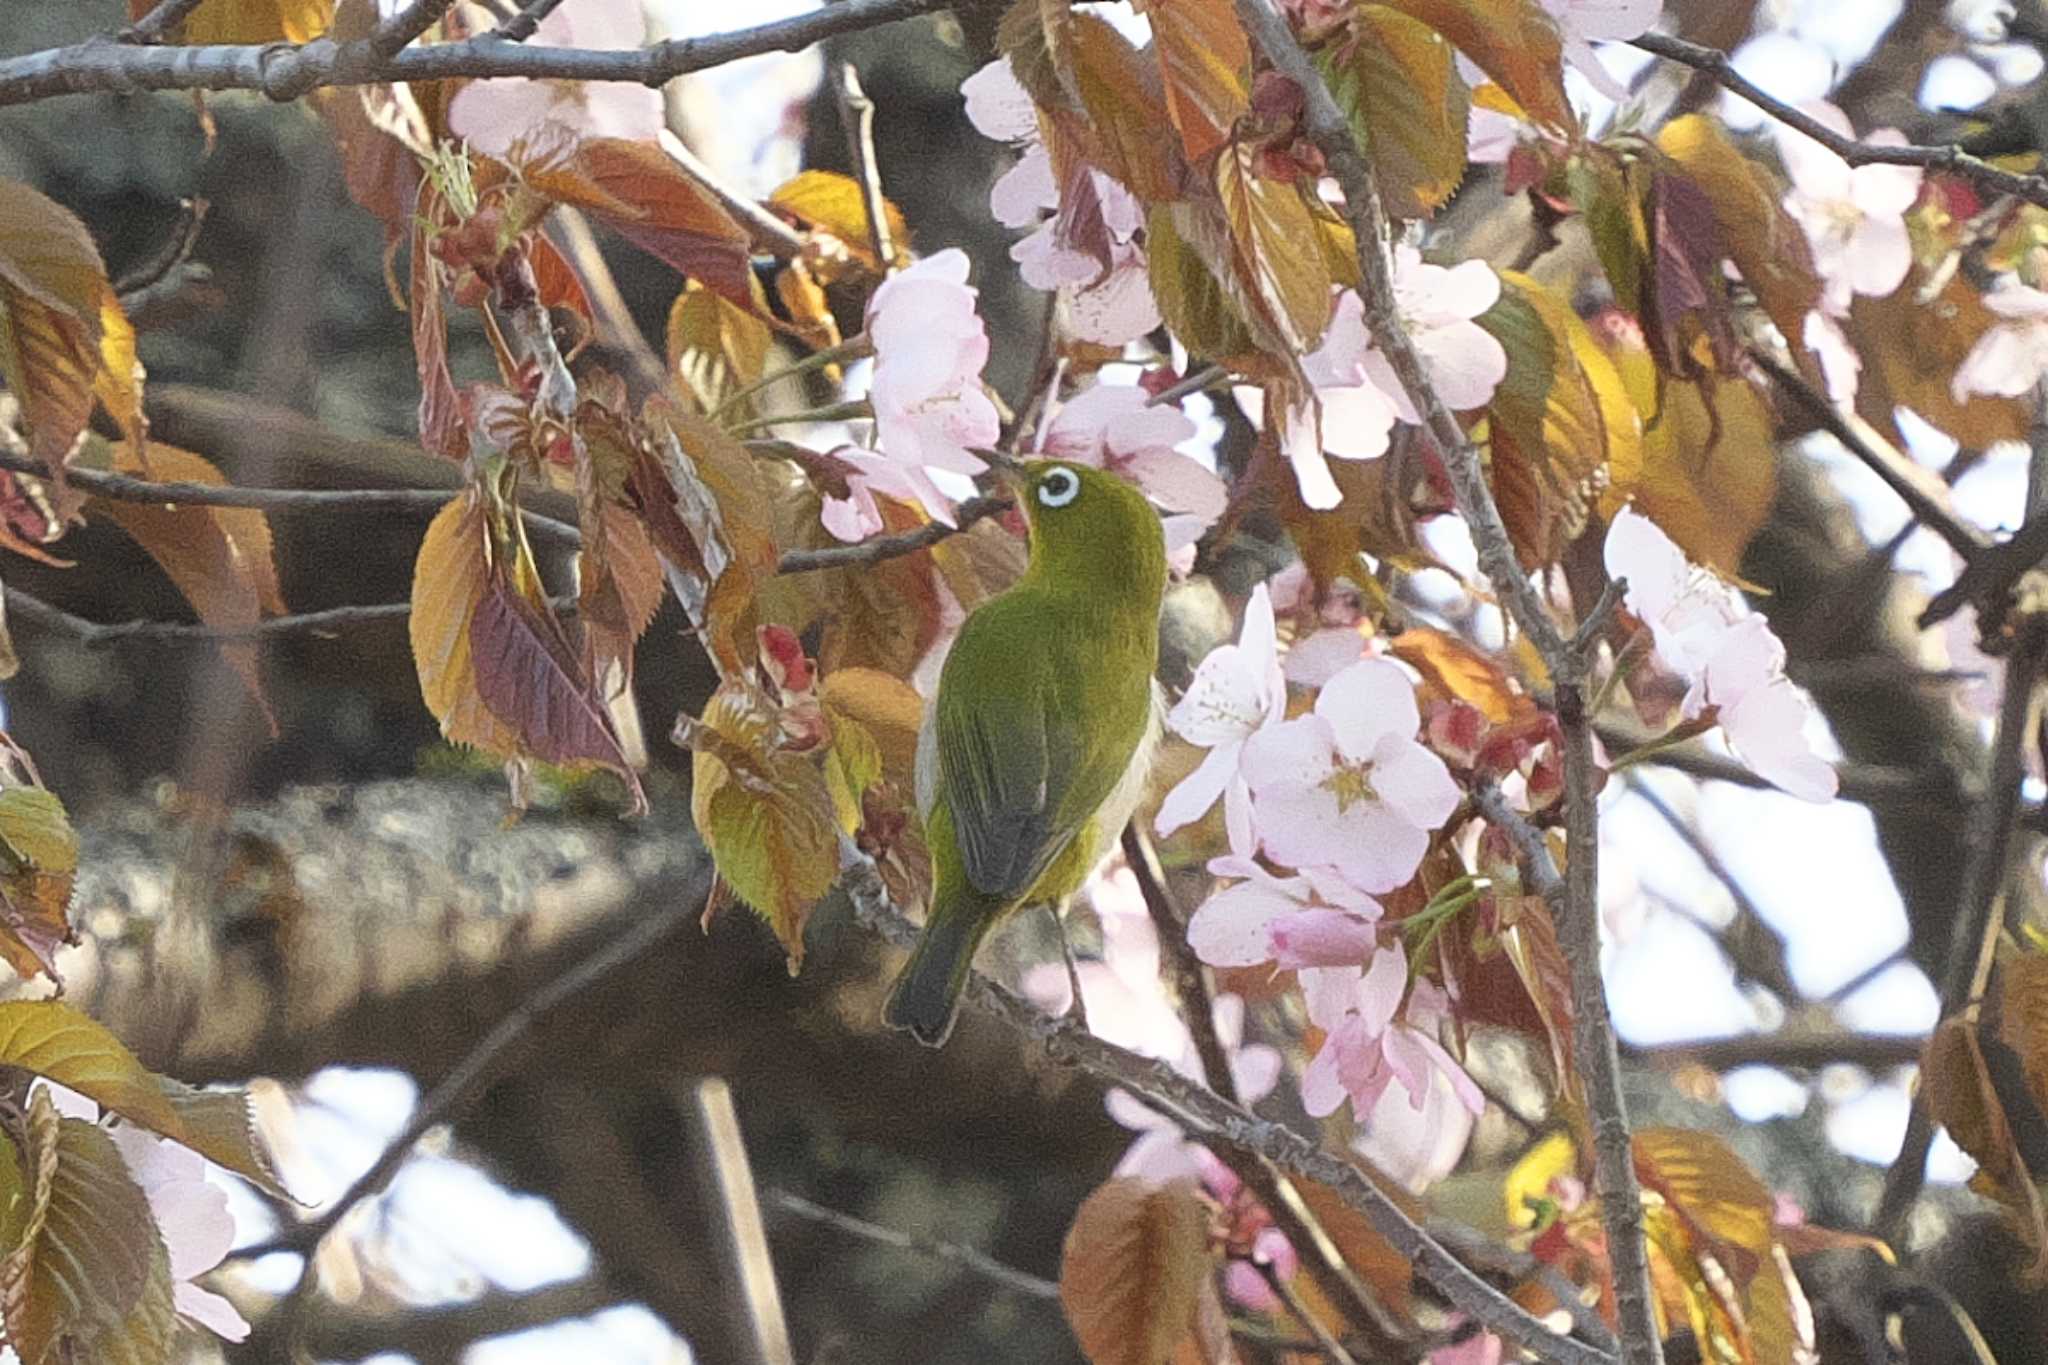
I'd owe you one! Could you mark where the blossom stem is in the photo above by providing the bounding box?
[707,337,875,424]
[722,399,875,435]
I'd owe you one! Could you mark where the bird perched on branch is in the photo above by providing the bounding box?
[883,455,1168,1047]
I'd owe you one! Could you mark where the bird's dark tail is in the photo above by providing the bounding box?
[883,903,995,1048]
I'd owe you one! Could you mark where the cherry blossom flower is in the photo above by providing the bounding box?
[1109,994,1282,1183]
[1775,101,1921,316]
[852,249,999,528]
[1156,584,1287,853]
[1186,854,1383,969]
[1298,942,1485,1121]
[1954,276,2048,400]
[1541,0,1662,99]
[447,3,664,154]
[1431,1330,1505,1365]
[1604,508,1838,801]
[1239,658,1462,892]
[1278,254,1507,509]
[1041,384,1227,555]
[960,58,1161,346]
[43,1085,250,1342]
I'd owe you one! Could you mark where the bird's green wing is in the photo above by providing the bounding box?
[933,598,1133,900]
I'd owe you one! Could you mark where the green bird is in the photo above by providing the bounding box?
[884,456,1168,1047]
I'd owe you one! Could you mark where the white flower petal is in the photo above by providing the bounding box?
[1369,734,1463,829]
[1317,659,1421,762]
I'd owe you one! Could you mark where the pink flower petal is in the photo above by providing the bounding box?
[1268,908,1378,967]
[989,143,1058,227]
[960,58,1039,143]
[1357,941,1409,1035]
[1336,800,1431,892]
[1316,658,1421,763]
[1187,871,1305,966]
[1155,740,1240,836]
[1368,733,1462,829]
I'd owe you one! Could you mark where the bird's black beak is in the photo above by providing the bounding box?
[974,448,1026,495]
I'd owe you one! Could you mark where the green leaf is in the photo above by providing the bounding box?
[159,1078,295,1202]
[1322,7,1471,218]
[1145,205,1260,365]
[0,1002,178,1138]
[0,789,75,876]
[1377,0,1573,132]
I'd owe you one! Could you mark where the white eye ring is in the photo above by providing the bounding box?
[1037,466,1080,508]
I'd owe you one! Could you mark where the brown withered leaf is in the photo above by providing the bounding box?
[1495,894,1576,1098]
[1322,7,1472,219]
[1379,0,1574,132]
[85,439,281,727]
[1060,1177,1213,1365]
[0,181,145,479]
[1392,627,1519,723]
[815,499,946,679]
[1656,115,1822,381]
[768,169,912,276]
[1291,1165,1419,1314]
[688,681,845,969]
[1997,948,2048,1119]
[520,137,757,308]
[1142,0,1250,164]
[1923,1012,2048,1268]
[635,398,779,679]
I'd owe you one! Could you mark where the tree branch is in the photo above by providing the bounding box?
[269,863,712,1353]
[1227,5,1657,1357]
[841,853,1618,1365]
[0,0,953,108]
[775,495,1011,575]
[3,585,577,645]
[119,0,211,44]
[763,1187,1061,1302]
[1633,32,2048,213]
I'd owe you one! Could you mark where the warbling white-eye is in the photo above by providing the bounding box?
[883,456,1168,1047]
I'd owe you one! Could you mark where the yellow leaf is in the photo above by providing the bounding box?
[1851,271,2032,451]
[768,169,911,275]
[1060,1177,1212,1365]
[0,182,143,476]
[0,1002,178,1137]
[411,490,525,758]
[1504,1131,1576,1229]
[163,0,334,41]
[1633,1126,1775,1287]
[0,783,79,989]
[666,281,773,420]
[1656,115,1822,380]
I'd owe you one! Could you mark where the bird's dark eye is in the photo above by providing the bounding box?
[1037,466,1080,508]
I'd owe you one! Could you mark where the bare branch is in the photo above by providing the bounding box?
[0,0,953,108]
[833,62,897,273]
[1225,7,1655,1354]
[271,862,713,1354]
[372,0,460,58]
[495,0,574,43]
[841,852,1619,1365]
[764,1187,1061,1301]
[775,494,1011,575]
[1634,32,2048,213]
[4,585,577,645]
[119,0,211,44]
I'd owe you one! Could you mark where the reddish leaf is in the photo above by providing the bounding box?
[1378,0,1574,132]
[1060,1177,1213,1365]
[1068,14,1188,205]
[410,179,467,460]
[527,137,757,307]
[1142,0,1251,164]
[1643,167,1742,382]
[468,571,638,778]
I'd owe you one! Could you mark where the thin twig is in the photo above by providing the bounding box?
[1921,511,2048,630]
[112,198,209,298]
[1628,1032,1924,1073]
[1592,722,1941,809]
[1633,32,2048,213]
[776,495,1011,575]
[1623,776,1800,1002]
[833,63,897,273]
[3,585,578,645]
[119,0,211,44]
[763,1188,1061,1301]
[1873,610,2047,1244]
[0,0,954,107]
[659,132,808,261]
[1120,825,1414,1359]
[371,0,461,57]
[1226,7,1654,1355]
[839,852,1617,1365]
[274,864,711,1354]
[1752,347,1989,562]
[494,0,573,42]
[688,1079,795,1365]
